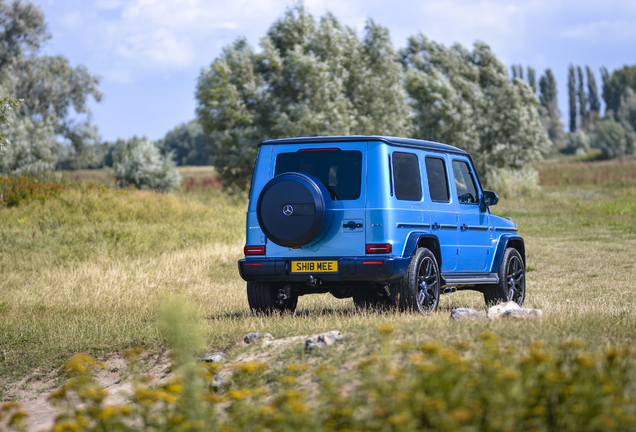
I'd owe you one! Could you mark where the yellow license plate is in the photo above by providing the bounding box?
[291,261,338,273]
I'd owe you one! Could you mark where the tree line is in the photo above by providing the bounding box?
[1,1,635,192]
[512,62,635,160]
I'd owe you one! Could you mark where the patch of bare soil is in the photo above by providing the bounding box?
[3,352,171,432]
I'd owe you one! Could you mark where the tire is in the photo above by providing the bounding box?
[256,173,333,248]
[483,247,525,306]
[390,248,440,314]
[352,286,390,310]
[247,282,298,314]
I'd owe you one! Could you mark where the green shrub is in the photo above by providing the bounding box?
[114,138,181,192]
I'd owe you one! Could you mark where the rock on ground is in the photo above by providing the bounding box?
[502,308,543,319]
[450,308,487,321]
[487,301,543,320]
[305,330,343,352]
[243,332,274,344]
[199,352,226,363]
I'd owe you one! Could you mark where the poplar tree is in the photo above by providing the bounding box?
[568,65,577,132]
[577,66,588,131]
[586,66,600,124]
[538,69,566,147]
[527,67,537,93]
[601,64,636,113]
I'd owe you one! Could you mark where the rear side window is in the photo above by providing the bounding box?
[452,160,479,204]
[275,150,362,200]
[392,152,422,201]
[425,157,450,202]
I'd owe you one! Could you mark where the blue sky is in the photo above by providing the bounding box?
[35,0,636,142]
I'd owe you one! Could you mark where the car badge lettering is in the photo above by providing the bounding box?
[283,204,294,216]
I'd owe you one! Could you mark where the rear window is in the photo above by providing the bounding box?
[275,150,362,200]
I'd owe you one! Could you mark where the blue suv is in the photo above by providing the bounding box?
[238,136,525,314]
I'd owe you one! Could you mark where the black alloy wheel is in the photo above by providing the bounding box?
[483,247,526,306]
[392,247,440,314]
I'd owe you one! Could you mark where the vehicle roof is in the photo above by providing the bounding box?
[259,135,469,155]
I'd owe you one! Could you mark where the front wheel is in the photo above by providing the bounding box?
[483,247,525,306]
[247,283,298,314]
[391,248,440,314]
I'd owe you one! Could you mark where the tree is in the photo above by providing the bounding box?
[601,64,636,113]
[616,88,636,154]
[568,64,577,132]
[0,95,18,151]
[157,120,209,166]
[577,66,587,131]
[400,37,549,175]
[0,0,102,172]
[538,69,566,147]
[586,66,600,126]
[527,67,537,93]
[196,5,411,189]
[113,137,182,192]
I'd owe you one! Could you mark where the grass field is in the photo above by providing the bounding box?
[1,161,636,429]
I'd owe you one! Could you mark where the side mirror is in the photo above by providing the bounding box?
[481,190,499,211]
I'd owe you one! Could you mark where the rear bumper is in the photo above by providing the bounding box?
[238,257,411,284]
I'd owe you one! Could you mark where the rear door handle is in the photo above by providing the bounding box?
[343,222,363,229]
[432,222,440,230]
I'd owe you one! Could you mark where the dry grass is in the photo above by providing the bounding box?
[2,162,636,396]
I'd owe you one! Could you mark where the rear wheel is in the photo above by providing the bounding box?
[391,248,440,314]
[247,283,298,314]
[483,247,525,306]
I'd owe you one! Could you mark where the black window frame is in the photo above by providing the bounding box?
[392,151,422,202]
[425,156,450,203]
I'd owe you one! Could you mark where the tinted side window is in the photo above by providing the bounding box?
[275,150,362,200]
[392,152,422,201]
[452,160,479,204]
[425,157,450,202]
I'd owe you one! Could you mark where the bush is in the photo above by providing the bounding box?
[590,117,633,160]
[113,138,182,192]
[563,131,591,156]
[5,331,634,432]
[485,166,541,198]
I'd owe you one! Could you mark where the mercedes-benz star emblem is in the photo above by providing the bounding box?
[282,204,294,216]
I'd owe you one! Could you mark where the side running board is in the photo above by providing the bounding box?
[442,273,500,286]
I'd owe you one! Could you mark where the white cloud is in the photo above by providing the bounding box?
[559,19,636,42]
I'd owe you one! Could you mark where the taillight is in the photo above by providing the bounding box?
[244,246,265,255]
[363,261,383,265]
[366,244,392,254]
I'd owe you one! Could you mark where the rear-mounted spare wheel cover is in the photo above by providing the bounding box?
[257,173,333,248]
